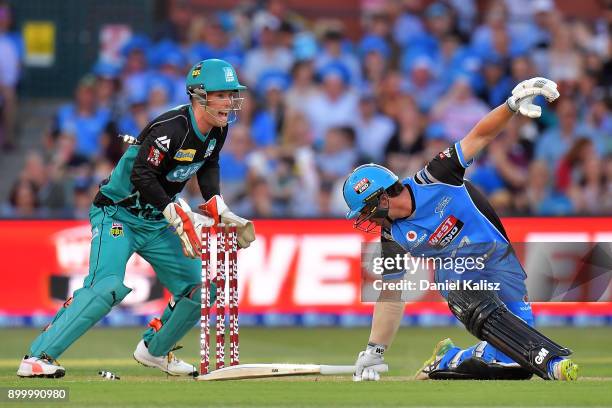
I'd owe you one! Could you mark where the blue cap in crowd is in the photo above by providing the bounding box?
[359,34,390,60]
[426,2,450,18]
[256,70,291,96]
[318,61,351,85]
[121,34,152,57]
[293,32,318,61]
[148,39,185,68]
[425,122,447,141]
[92,60,121,79]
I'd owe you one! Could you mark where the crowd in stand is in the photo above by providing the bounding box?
[2,0,612,218]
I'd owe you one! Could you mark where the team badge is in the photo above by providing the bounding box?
[223,67,235,82]
[192,63,202,78]
[354,178,370,194]
[147,146,164,167]
[174,149,196,162]
[110,222,124,238]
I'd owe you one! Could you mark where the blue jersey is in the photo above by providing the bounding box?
[381,142,527,300]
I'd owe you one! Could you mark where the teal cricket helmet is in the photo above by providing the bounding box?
[343,164,399,219]
[186,59,247,94]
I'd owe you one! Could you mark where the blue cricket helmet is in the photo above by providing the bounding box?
[343,164,399,219]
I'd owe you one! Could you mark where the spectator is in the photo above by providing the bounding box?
[354,93,395,162]
[219,124,253,203]
[391,0,426,48]
[92,61,122,121]
[479,54,514,108]
[285,60,321,113]
[0,1,20,151]
[303,62,358,146]
[242,14,293,87]
[251,70,289,147]
[515,160,574,215]
[314,24,361,87]
[384,99,426,177]
[431,76,489,142]
[234,176,285,218]
[2,180,41,218]
[316,126,358,184]
[535,99,605,171]
[603,154,612,214]
[279,110,320,216]
[187,13,244,70]
[54,75,112,160]
[401,56,445,112]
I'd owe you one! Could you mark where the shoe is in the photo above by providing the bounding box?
[133,340,196,376]
[552,358,579,381]
[17,354,65,378]
[414,338,455,380]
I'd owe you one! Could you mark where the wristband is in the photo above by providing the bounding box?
[367,343,386,356]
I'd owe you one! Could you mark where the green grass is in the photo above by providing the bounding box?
[0,327,611,407]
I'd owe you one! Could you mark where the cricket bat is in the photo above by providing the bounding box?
[195,363,388,381]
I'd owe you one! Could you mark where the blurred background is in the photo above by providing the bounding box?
[0,0,610,328]
[0,0,610,219]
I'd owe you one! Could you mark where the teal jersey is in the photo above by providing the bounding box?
[98,104,227,219]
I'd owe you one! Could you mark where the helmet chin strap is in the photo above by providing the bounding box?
[203,105,228,126]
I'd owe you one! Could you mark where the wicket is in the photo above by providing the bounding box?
[200,223,239,375]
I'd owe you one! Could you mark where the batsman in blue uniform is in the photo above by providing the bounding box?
[343,77,579,381]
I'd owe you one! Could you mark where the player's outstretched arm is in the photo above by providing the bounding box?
[353,287,404,382]
[459,77,559,163]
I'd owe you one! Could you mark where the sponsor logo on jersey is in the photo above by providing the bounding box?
[147,146,164,167]
[204,139,217,158]
[354,178,371,194]
[154,136,171,152]
[439,147,452,159]
[428,215,464,249]
[223,67,235,82]
[408,233,428,250]
[406,230,418,242]
[174,149,196,162]
[166,161,204,182]
[110,222,124,238]
[435,196,452,218]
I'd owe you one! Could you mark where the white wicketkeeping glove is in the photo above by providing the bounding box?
[506,77,560,118]
[163,198,213,258]
[199,195,256,249]
[353,344,389,382]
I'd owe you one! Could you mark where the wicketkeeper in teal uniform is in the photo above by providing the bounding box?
[18,59,255,378]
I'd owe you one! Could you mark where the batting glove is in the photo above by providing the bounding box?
[353,343,389,382]
[506,77,560,118]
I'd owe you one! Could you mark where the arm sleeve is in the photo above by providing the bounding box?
[196,133,227,200]
[130,126,175,211]
[380,227,407,280]
[416,142,473,186]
